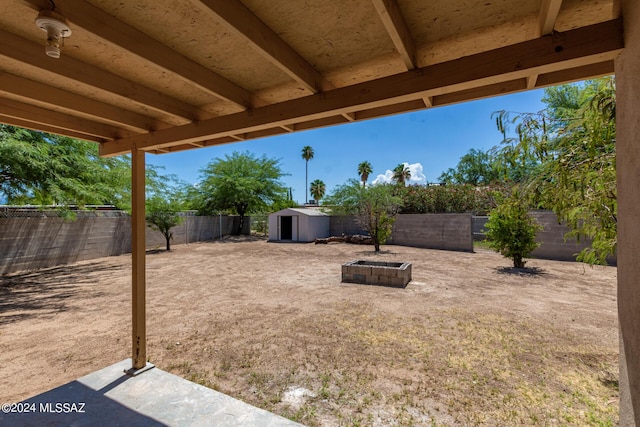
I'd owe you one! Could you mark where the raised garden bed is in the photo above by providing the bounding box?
[341,260,412,288]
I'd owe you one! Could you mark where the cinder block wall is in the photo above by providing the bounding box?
[528,210,595,262]
[145,214,246,248]
[388,213,473,252]
[473,211,610,263]
[0,213,248,274]
[328,213,473,252]
[329,216,366,236]
[327,212,601,261]
[472,216,489,241]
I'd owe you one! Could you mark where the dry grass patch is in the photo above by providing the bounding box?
[0,238,618,426]
[157,301,617,426]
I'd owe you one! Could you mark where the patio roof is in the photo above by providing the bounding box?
[3,1,639,422]
[0,0,622,157]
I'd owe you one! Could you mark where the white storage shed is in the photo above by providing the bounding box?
[268,208,330,242]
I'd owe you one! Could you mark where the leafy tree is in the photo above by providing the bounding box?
[438,148,501,185]
[324,179,363,214]
[493,77,616,264]
[270,198,298,212]
[270,187,297,212]
[145,195,184,251]
[392,163,411,186]
[326,180,402,252]
[485,192,541,268]
[358,184,402,252]
[357,161,373,186]
[0,126,130,207]
[196,151,288,234]
[301,145,314,203]
[309,179,326,204]
[143,169,191,251]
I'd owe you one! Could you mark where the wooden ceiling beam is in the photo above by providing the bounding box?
[372,0,416,69]
[196,0,333,93]
[290,116,349,132]
[0,114,105,143]
[0,73,163,133]
[355,99,426,121]
[539,0,564,35]
[534,60,615,87]
[342,112,356,122]
[0,97,134,139]
[34,0,255,108]
[100,19,623,157]
[0,29,200,123]
[152,136,238,154]
[431,79,528,107]
[243,127,288,140]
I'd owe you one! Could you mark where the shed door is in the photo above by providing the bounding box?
[280,216,292,240]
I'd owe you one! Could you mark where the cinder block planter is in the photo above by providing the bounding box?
[341,260,412,288]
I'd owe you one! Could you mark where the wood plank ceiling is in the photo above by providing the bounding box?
[0,0,622,157]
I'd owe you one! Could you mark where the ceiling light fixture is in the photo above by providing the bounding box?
[35,8,72,59]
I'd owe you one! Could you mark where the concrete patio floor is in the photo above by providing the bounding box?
[0,359,303,426]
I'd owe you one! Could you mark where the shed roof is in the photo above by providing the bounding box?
[272,208,329,217]
[0,0,622,157]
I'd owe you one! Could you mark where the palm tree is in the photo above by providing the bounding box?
[357,161,372,186]
[392,163,411,186]
[309,179,326,204]
[301,146,314,203]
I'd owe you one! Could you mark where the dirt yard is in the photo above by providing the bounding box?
[0,237,618,426]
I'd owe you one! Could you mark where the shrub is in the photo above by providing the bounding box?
[485,193,541,268]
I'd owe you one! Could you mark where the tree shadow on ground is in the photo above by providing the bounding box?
[353,249,397,256]
[218,235,267,243]
[146,249,167,255]
[494,266,546,277]
[0,262,117,325]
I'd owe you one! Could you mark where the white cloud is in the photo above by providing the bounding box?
[407,163,426,183]
[372,170,394,185]
[372,162,426,185]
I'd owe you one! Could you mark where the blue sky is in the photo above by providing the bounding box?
[147,89,547,204]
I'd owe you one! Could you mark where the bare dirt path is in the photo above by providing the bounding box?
[0,237,618,425]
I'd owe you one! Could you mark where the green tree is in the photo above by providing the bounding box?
[0,126,130,207]
[357,161,373,186]
[196,151,288,234]
[324,179,363,214]
[359,184,402,252]
[392,163,411,186]
[145,195,184,251]
[494,77,616,264]
[144,169,191,251]
[438,148,501,185]
[326,180,402,252]
[309,179,326,204]
[485,192,541,268]
[301,145,314,204]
